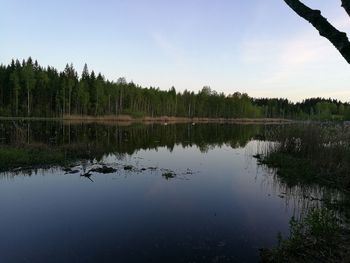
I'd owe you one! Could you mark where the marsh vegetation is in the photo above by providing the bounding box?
[261,207,350,262]
[257,124,350,261]
[257,124,350,190]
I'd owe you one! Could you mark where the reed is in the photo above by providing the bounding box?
[258,124,350,190]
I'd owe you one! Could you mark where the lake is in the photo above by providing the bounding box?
[0,121,333,262]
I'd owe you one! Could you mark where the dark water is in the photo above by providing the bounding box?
[0,122,333,262]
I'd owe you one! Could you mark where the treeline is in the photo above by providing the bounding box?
[254,98,350,120]
[0,58,349,120]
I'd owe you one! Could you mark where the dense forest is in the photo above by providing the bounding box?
[0,58,349,120]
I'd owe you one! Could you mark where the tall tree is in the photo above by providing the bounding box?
[0,57,348,120]
[21,58,36,116]
[63,64,77,116]
[9,71,20,116]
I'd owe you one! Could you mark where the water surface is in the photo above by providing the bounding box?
[0,122,331,262]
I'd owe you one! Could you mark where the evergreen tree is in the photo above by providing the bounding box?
[0,57,348,120]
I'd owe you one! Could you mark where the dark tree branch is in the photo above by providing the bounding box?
[341,0,350,18]
[284,0,350,64]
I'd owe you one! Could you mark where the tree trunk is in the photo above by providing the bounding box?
[15,90,18,116]
[119,89,123,114]
[63,85,65,116]
[95,93,98,115]
[27,84,30,116]
[68,88,71,116]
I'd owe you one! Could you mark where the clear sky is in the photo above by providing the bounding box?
[1,0,349,102]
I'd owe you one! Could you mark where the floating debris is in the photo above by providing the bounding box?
[90,166,117,174]
[162,172,176,180]
[124,165,133,170]
[184,168,194,175]
[66,169,79,174]
[80,172,93,182]
[252,154,262,159]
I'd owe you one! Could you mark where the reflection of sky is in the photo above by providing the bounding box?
[1,1,350,102]
[0,141,311,262]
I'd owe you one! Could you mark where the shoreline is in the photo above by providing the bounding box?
[0,115,293,124]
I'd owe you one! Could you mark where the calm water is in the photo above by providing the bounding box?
[0,122,332,262]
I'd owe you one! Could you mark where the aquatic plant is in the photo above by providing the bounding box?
[258,124,350,190]
[260,208,348,262]
[162,172,176,180]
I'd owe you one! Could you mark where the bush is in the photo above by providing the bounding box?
[261,208,344,262]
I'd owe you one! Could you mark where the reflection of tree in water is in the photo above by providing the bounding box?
[0,121,270,158]
[2,121,348,250]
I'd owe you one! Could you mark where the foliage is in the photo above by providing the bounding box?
[0,58,349,119]
[261,208,346,263]
[0,58,262,118]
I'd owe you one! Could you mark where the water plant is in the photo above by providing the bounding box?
[260,208,348,262]
[162,171,176,180]
[258,124,350,190]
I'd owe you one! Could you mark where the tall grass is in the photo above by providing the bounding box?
[260,124,350,190]
[260,207,348,262]
[259,124,350,262]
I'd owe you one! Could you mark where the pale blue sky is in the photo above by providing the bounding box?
[1,0,349,101]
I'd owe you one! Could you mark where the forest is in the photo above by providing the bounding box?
[0,57,349,120]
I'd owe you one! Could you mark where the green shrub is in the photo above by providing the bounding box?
[261,208,344,262]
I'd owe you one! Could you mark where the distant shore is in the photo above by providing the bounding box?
[0,115,293,124]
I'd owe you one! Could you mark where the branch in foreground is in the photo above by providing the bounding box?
[284,0,350,64]
[341,0,350,18]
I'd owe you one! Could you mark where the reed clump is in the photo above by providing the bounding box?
[260,208,349,263]
[259,124,350,190]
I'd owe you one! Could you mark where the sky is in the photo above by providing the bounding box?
[1,0,350,102]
